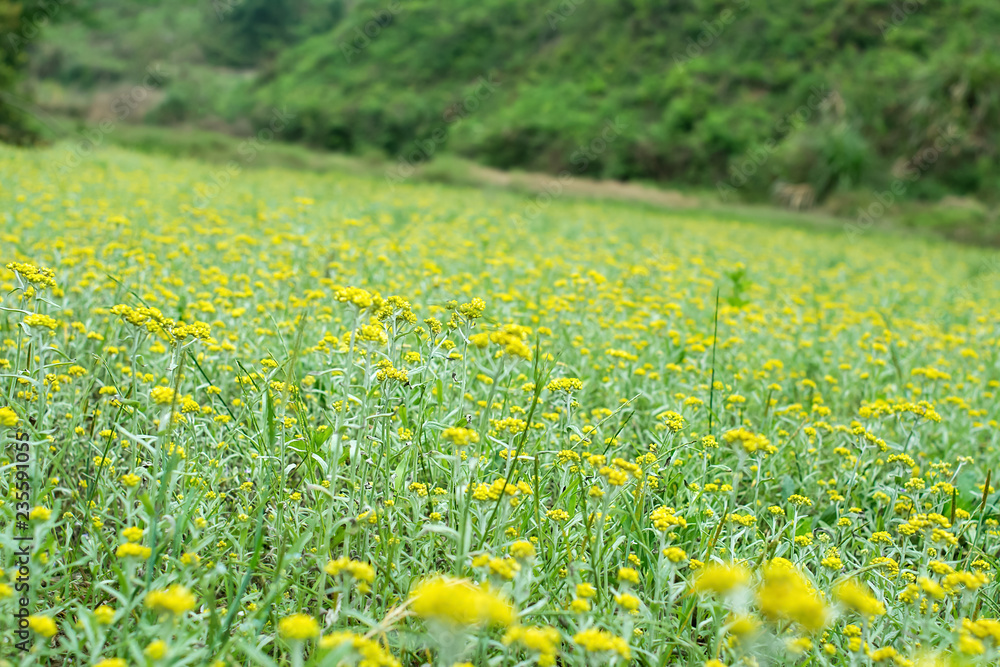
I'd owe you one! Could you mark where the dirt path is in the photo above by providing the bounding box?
[427,160,702,209]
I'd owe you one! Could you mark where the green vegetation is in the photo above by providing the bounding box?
[6,0,1000,210]
[4,140,1000,667]
[254,0,1000,206]
[0,0,48,143]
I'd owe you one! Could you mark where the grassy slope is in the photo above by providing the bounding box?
[29,116,1000,248]
[255,0,1000,202]
[3,139,1000,665]
[20,0,1000,214]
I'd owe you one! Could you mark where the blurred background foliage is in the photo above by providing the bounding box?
[2,0,999,213]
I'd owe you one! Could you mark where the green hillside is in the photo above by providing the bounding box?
[0,0,49,143]
[8,0,1000,207]
[255,0,1000,203]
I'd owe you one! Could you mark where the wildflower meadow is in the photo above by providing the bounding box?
[1,143,999,666]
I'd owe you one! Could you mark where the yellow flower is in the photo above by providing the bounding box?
[691,562,749,596]
[486,556,521,580]
[546,377,583,392]
[24,313,58,330]
[615,593,640,612]
[503,625,561,666]
[617,567,640,585]
[441,426,479,446]
[94,605,115,625]
[324,557,376,585]
[122,526,144,542]
[28,614,58,637]
[144,640,168,660]
[573,627,631,660]
[958,633,985,655]
[657,410,686,432]
[663,547,687,562]
[870,531,893,544]
[786,636,813,654]
[727,614,759,637]
[29,506,52,521]
[726,512,757,527]
[834,580,886,617]
[757,559,829,631]
[95,659,126,667]
[509,540,537,560]
[869,647,902,662]
[821,554,844,569]
[545,508,570,522]
[960,617,1000,643]
[942,571,989,592]
[6,262,57,289]
[408,576,515,627]
[0,406,18,428]
[319,632,401,666]
[918,576,946,600]
[116,543,152,559]
[278,613,321,640]
[145,585,196,616]
[150,386,175,405]
[650,505,687,531]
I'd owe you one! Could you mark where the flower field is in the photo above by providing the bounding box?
[2,143,1000,666]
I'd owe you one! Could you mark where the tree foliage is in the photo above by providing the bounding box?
[0,0,36,143]
[253,0,1000,202]
[10,0,1000,202]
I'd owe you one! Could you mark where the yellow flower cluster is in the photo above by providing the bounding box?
[756,559,829,631]
[0,406,17,427]
[834,579,886,617]
[145,585,196,616]
[572,627,631,660]
[503,625,561,666]
[324,557,375,591]
[650,506,687,531]
[6,261,57,289]
[5,136,1000,667]
[472,477,532,503]
[278,613,320,640]
[408,577,515,627]
[545,377,583,392]
[692,562,750,595]
[320,631,401,666]
[723,427,777,456]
